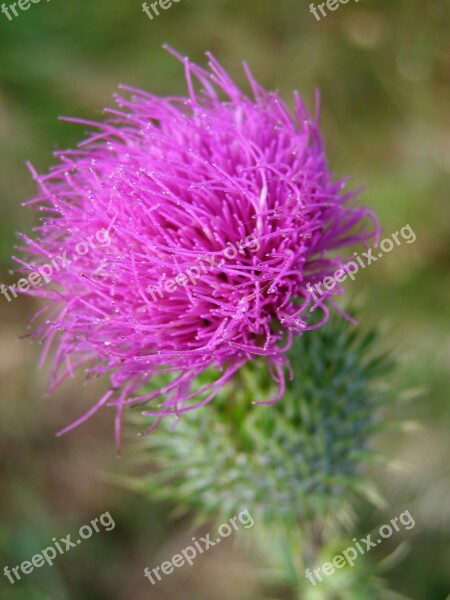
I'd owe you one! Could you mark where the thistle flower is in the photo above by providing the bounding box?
[17,47,378,443]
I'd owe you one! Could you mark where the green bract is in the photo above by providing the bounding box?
[136,315,392,531]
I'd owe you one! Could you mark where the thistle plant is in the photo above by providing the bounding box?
[14,50,400,598]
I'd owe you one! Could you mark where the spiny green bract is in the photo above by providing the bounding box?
[135,315,392,530]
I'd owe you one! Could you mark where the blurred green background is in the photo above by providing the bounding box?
[0,0,448,598]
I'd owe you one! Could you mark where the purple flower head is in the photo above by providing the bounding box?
[17,48,378,446]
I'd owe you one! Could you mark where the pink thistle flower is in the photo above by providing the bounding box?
[17,47,378,446]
